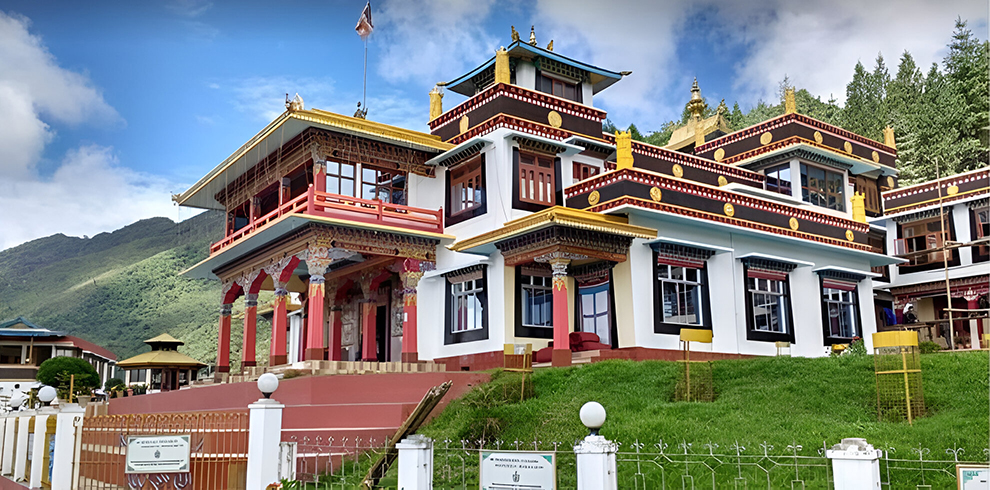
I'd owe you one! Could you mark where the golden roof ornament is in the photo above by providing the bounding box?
[615,130,633,170]
[686,78,707,121]
[495,47,511,85]
[547,40,554,51]
[429,86,444,121]
[511,26,520,42]
[716,99,727,115]
[883,126,896,149]
[784,87,796,114]
[529,26,537,45]
[285,93,304,112]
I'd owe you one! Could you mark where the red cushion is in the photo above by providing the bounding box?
[533,347,553,363]
[570,332,600,344]
[576,341,611,351]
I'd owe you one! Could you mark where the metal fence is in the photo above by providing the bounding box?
[77,411,249,490]
[280,436,990,489]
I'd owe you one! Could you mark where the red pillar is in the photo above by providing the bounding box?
[241,294,258,368]
[400,259,424,363]
[305,278,325,361]
[328,307,343,361]
[550,257,572,367]
[270,289,288,366]
[362,302,377,360]
[314,161,326,193]
[217,304,232,373]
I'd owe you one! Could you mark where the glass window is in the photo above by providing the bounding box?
[800,163,845,211]
[451,279,484,333]
[325,161,356,196]
[521,274,553,327]
[658,265,705,325]
[579,282,610,344]
[975,209,989,239]
[573,162,601,184]
[823,286,859,338]
[764,163,792,195]
[519,152,555,206]
[450,158,484,215]
[747,276,790,334]
[325,162,405,205]
[538,74,580,102]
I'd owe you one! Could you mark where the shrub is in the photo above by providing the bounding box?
[37,357,100,399]
[844,338,867,357]
[919,341,942,354]
[105,377,125,391]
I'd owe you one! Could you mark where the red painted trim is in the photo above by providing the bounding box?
[429,83,607,130]
[747,269,788,281]
[822,279,857,291]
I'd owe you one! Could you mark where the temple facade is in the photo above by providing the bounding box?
[174,29,902,373]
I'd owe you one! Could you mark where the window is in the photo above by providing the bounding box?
[537,73,579,102]
[521,273,553,328]
[972,207,989,261]
[748,277,790,334]
[764,163,792,196]
[579,282,611,345]
[450,158,484,216]
[519,152,556,206]
[325,161,406,205]
[895,215,954,267]
[451,279,484,333]
[573,162,601,184]
[800,164,845,211]
[821,280,859,340]
[326,161,356,197]
[658,265,704,325]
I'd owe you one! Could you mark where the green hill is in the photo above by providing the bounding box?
[0,211,268,369]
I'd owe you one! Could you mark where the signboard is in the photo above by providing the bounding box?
[480,451,556,490]
[125,435,191,474]
[957,465,990,490]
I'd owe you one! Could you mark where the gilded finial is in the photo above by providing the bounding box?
[494,46,510,85]
[547,40,553,51]
[429,86,443,121]
[529,25,537,45]
[511,26,520,42]
[784,87,796,114]
[716,99,727,115]
[615,130,633,170]
[685,78,707,121]
[883,126,896,149]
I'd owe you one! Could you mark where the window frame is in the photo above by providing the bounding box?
[514,266,556,339]
[572,161,601,184]
[443,269,489,345]
[652,253,713,335]
[743,265,795,343]
[450,278,485,334]
[764,162,793,196]
[445,154,488,226]
[894,214,960,271]
[325,160,407,205]
[799,163,845,212]
[972,207,990,262]
[536,71,581,103]
[818,277,862,344]
[513,148,562,212]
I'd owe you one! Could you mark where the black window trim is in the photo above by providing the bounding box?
[743,263,796,343]
[514,265,555,339]
[652,252,713,335]
[445,153,488,226]
[443,267,489,345]
[817,275,863,346]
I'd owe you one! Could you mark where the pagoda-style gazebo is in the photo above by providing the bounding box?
[116,334,206,392]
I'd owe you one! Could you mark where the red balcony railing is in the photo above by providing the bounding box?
[210,185,443,255]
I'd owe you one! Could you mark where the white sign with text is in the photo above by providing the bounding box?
[480,451,556,490]
[125,435,191,474]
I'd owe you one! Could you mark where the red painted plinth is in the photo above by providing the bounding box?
[402,303,417,357]
[270,295,288,363]
[305,281,325,361]
[551,349,572,367]
[217,313,231,372]
[552,278,571,367]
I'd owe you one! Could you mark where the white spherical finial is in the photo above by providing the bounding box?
[580,401,607,435]
[9,393,25,410]
[38,386,57,404]
[257,373,279,399]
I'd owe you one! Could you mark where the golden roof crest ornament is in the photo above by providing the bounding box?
[529,26,537,45]
[784,87,796,114]
[285,93,304,112]
[615,130,634,170]
[511,26,520,42]
[547,40,554,51]
[883,126,896,149]
[495,47,511,84]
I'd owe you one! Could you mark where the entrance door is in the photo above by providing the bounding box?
[579,282,611,346]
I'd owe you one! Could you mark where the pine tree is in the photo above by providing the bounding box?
[942,18,989,173]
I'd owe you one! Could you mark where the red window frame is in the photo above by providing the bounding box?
[572,162,601,184]
[519,152,556,206]
[449,157,484,216]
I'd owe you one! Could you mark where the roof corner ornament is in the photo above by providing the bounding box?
[511,25,520,43]
[353,101,368,119]
[615,130,634,170]
[716,99,728,115]
[529,25,537,45]
[429,86,444,120]
[495,46,511,85]
[883,126,896,149]
[285,93,304,112]
[546,40,554,51]
[784,87,797,115]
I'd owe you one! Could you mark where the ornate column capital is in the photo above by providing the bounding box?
[235,269,262,292]
[220,303,233,316]
[535,251,583,290]
[244,294,259,308]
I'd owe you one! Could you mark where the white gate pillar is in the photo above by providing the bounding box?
[1,415,15,475]
[246,374,284,490]
[396,434,433,490]
[574,402,617,490]
[826,438,882,490]
[51,404,84,490]
[13,411,33,482]
[29,408,55,489]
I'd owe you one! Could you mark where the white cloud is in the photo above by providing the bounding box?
[166,0,213,18]
[224,76,336,122]
[375,0,499,89]
[0,11,174,251]
[0,146,178,250]
[718,0,988,107]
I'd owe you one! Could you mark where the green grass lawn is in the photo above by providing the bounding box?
[298,351,988,488]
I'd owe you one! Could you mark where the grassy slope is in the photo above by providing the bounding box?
[423,351,989,455]
[0,211,263,366]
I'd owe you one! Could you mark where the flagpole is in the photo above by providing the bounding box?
[363,37,368,111]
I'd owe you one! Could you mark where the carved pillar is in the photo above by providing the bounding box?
[218,303,233,373]
[242,293,258,368]
[399,259,427,363]
[264,257,297,367]
[549,256,572,367]
[304,248,332,361]
[361,301,377,361]
[311,145,326,194]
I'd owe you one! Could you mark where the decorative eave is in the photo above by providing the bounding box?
[430,83,607,130]
[697,112,896,156]
[509,132,583,156]
[600,132,765,186]
[425,137,492,167]
[563,135,615,158]
[449,113,573,146]
[174,109,452,210]
[882,167,989,214]
[724,137,897,177]
[449,206,656,255]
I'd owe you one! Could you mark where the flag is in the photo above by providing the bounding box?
[355,2,373,39]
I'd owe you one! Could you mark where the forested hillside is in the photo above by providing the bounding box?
[0,211,268,370]
[607,19,989,184]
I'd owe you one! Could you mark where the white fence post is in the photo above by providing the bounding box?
[13,410,33,481]
[396,434,433,490]
[246,374,284,490]
[29,408,55,489]
[1,415,14,475]
[574,434,618,490]
[826,437,882,490]
[277,441,297,481]
[51,404,84,490]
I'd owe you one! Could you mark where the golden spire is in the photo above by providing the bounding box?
[883,126,896,149]
[511,26,520,42]
[495,46,510,85]
[615,130,634,170]
[547,40,554,51]
[784,87,797,114]
[429,86,443,121]
[685,78,707,121]
[529,26,537,45]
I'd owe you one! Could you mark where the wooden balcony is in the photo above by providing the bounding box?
[210,185,443,255]
[894,233,953,267]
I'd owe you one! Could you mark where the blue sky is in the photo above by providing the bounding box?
[0,0,986,250]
